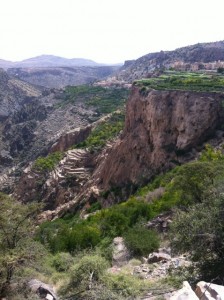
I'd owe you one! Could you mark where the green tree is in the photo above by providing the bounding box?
[170,191,224,280]
[0,193,43,297]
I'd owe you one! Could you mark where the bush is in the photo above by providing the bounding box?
[51,252,74,272]
[124,226,159,257]
[68,225,101,252]
[62,253,109,297]
[100,210,129,238]
[33,151,63,172]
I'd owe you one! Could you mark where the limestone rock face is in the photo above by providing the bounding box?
[195,281,224,300]
[169,281,198,300]
[96,87,224,191]
[112,237,130,267]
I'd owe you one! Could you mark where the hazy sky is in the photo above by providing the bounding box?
[0,0,223,64]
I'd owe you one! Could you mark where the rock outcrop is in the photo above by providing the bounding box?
[94,86,224,196]
[169,281,198,300]
[28,279,57,300]
[195,281,224,300]
[112,237,130,267]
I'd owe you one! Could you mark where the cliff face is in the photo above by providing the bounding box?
[95,87,224,190]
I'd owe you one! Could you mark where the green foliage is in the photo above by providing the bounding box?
[134,159,224,214]
[0,193,44,297]
[33,151,63,172]
[61,85,129,114]
[199,144,224,161]
[86,201,102,213]
[67,225,101,253]
[51,252,74,272]
[75,112,125,150]
[169,192,224,280]
[124,226,159,257]
[134,71,224,92]
[62,253,109,297]
[60,252,152,299]
[105,273,151,298]
[37,198,154,253]
[100,210,129,237]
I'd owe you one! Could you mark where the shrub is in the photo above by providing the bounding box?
[33,151,63,172]
[100,210,129,238]
[68,225,101,252]
[51,252,74,272]
[63,253,109,296]
[124,226,159,257]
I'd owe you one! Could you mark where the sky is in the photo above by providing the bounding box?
[0,0,223,64]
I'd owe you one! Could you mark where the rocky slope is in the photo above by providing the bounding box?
[12,84,224,218]
[111,41,224,83]
[7,66,119,88]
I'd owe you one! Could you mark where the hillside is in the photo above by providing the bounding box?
[2,42,224,299]
[111,40,224,83]
[7,65,119,88]
[0,55,101,69]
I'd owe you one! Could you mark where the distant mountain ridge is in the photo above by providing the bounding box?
[112,40,224,83]
[0,55,102,69]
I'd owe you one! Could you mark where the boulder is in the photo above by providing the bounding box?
[112,237,130,267]
[28,279,57,300]
[148,251,171,263]
[169,281,198,299]
[195,281,224,299]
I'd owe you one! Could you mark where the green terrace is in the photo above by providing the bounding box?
[75,111,125,150]
[134,71,224,93]
[58,85,129,114]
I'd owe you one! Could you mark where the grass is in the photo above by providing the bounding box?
[134,71,224,93]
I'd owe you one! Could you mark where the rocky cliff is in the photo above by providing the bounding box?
[93,86,224,194]
[12,84,224,218]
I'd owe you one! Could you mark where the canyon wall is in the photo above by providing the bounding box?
[95,87,224,191]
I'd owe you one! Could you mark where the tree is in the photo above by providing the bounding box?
[0,193,43,297]
[170,191,224,280]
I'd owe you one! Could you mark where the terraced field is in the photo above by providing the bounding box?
[134,71,224,93]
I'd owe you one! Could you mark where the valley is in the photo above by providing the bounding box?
[1,41,224,299]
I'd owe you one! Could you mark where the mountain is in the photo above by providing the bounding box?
[112,40,224,83]
[0,59,13,69]
[13,55,101,68]
[7,65,119,88]
[0,55,102,69]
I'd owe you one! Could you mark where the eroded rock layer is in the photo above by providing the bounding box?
[95,87,224,190]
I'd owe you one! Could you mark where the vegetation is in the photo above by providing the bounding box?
[0,193,44,297]
[33,151,63,172]
[59,85,129,114]
[134,71,224,93]
[36,198,155,253]
[170,191,224,280]
[124,226,159,257]
[4,142,224,297]
[75,111,125,150]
